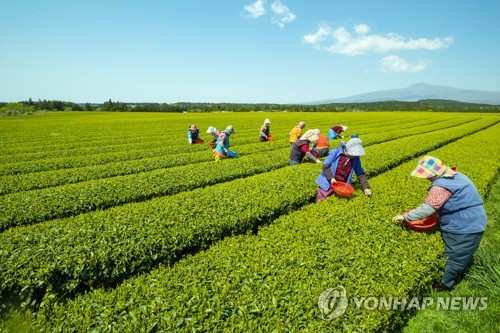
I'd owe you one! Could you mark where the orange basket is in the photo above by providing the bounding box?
[193,138,204,144]
[331,181,354,197]
[209,141,216,148]
[404,209,437,231]
[267,134,274,141]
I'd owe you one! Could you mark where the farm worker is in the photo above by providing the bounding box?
[207,126,221,147]
[289,129,322,166]
[214,125,236,160]
[315,137,371,202]
[289,121,306,146]
[328,125,348,140]
[259,118,271,142]
[392,156,487,292]
[187,124,202,144]
[311,131,330,158]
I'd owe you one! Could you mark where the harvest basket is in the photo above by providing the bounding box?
[267,134,274,141]
[331,181,354,197]
[193,138,204,144]
[404,210,437,231]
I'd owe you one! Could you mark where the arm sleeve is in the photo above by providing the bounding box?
[424,186,452,210]
[403,203,436,221]
[353,158,366,176]
[305,151,318,162]
[357,173,370,190]
[299,145,310,154]
[323,163,334,181]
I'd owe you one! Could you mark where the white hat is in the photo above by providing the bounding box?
[226,125,235,134]
[300,129,319,142]
[206,126,216,134]
[264,118,270,124]
[298,121,305,128]
[341,126,348,132]
[345,138,366,156]
[313,129,320,134]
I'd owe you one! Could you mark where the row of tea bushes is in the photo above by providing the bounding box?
[0,116,466,195]
[0,139,286,195]
[0,148,290,230]
[0,113,462,163]
[360,116,476,146]
[24,124,499,332]
[0,132,286,176]
[1,117,496,230]
[0,136,182,164]
[2,116,495,229]
[0,164,319,312]
[361,117,498,174]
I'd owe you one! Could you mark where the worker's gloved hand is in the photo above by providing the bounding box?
[330,178,337,185]
[188,138,192,144]
[316,159,322,164]
[392,215,405,224]
[364,189,372,196]
[340,135,345,139]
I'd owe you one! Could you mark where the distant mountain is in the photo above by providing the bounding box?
[311,83,500,105]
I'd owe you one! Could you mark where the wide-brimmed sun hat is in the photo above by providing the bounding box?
[206,126,216,134]
[298,121,306,128]
[344,138,366,156]
[264,118,270,124]
[410,156,455,179]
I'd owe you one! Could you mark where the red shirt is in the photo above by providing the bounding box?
[335,155,353,182]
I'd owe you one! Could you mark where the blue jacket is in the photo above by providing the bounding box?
[188,129,199,140]
[316,147,364,191]
[328,128,338,140]
[432,172,487,234]
[215,131,231,154]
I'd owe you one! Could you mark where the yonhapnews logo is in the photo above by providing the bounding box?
[318,286,488,321]
[318,286,348,320]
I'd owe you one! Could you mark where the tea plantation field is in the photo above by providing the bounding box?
[0,111,498,332]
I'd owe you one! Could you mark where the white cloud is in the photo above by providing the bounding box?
[244,0,267,19]
[303,25,333,46]
[354,24,370,35]
[303,23,453,56]
[271,0,297,28]
[243,0,296,28]
[379,55,429,72]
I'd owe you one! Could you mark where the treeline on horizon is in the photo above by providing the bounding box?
[1,98,499,115]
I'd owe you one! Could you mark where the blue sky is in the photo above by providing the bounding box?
[1,0,499,104]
